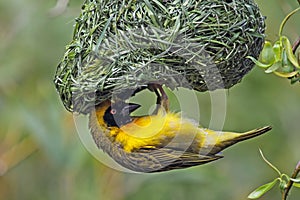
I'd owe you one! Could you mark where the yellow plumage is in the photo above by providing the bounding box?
[89,99,271,173]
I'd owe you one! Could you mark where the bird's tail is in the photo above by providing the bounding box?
[233,126,272,143]
[207,126,272,155]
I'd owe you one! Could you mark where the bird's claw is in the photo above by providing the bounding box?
[147,83,169,114]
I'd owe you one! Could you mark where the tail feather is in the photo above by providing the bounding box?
[208,126,272,155]
[234,126,272,142]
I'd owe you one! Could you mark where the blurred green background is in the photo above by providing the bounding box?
[1,0,300,199]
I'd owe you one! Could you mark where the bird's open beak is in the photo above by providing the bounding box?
[127,103,141,113]
[121,103,141,116]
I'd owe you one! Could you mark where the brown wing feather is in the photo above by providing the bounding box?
[122,147,223,173]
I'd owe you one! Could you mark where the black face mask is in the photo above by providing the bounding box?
[103,103,141,127]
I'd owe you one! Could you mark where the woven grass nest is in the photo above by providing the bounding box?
[54,0,265,114]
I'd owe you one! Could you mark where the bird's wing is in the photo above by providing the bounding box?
[135,147,223,172]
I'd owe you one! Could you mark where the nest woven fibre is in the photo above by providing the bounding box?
[54,0,265,114]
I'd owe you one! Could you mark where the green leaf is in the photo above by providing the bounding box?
[246,56,273,68]
[281,50,295,72]
[261,41,275,64]
[265,62,281,73]
[279,180,288,191]
[294,183,300,188]
[248,179,278,199]
[291,76,300,84]
[273,71,298,78]
[273,41,282,62]
[281,36,300,68]
[290,178,300,183]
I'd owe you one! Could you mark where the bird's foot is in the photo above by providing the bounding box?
[147,83,169,114]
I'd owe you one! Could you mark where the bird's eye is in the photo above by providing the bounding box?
[110,109,117,115]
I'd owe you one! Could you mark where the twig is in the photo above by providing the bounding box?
[282,161,300,200]
[292,37,300,54]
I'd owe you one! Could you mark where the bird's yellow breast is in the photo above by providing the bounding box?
[110,112,202,152]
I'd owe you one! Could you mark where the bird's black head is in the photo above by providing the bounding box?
[103,102,141,128]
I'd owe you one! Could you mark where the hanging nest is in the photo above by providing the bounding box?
[54,0,265,114]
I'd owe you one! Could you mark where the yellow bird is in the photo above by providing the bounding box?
[89,85,271,173]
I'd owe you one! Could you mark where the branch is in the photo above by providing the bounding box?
[292,37,300,54]
[282,161,300,200]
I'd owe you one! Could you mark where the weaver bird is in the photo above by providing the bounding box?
[89,84,271,172]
